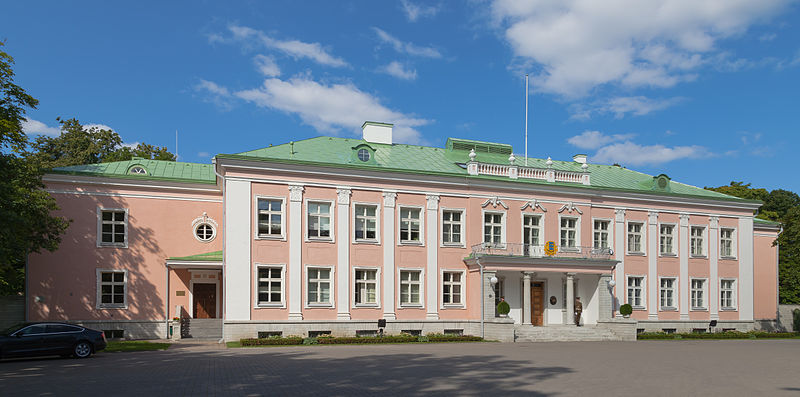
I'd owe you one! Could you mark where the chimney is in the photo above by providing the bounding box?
[572,154,587,164]
[362,121,393,145]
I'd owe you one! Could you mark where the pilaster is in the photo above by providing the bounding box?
[566,273,575,326]
[648,211,659,320]
[739,216,754,321]
[336,187,351,320]
[614,209,625,317]
[709,216,719,320]
[598,274,613,320]
[288,184,304,320]
[382,191,397,320]
[425,194,440,320]
[522,272,532,325]
[483,270,497,321]
[679,213,690,321]
[224,179,251,321]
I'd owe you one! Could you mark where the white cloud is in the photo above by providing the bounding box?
[198,151,211,158]
[566,130,635,150]
[120,141,140,149]
[759,33,777,41]
[379,61,417,80]
[373,27,442,58]
[253,54,281,77]
[234,76,430,144]
[401,0,440,22]
[194,79,234,111]
[592,141,711,166]
[226,25,348,67]
[84,123,114,131]
[22,118,60,136]
[571,96,683,120]
[491,0,791,97]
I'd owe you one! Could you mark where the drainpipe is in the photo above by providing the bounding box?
[24,254,29,322]
[478,257,484,339]
[165,264,170,339]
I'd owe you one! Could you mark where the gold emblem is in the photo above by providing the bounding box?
[544,241,558,256]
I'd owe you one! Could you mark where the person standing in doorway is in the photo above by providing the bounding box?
[574,297,583,326]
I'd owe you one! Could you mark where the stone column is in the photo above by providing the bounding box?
[288,184,305,320]
[483,270,497,321]
[709,216,719,320]
[679,213,690,321]
[224,179,251,321]
[336,187,351,320]
[522,272,533,325]
[382,191,397,320]
[425,194,440,320]
[648,211,659,320]
[566,273,575,326]
[614,209,625,317]
[598,274,613,320]
[739,216,754,321]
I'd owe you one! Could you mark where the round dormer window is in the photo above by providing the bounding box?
[129,166,147,175]
[357,148,370,162]
[194,223,216,242]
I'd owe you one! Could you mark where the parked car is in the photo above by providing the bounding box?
[0,322,107,359]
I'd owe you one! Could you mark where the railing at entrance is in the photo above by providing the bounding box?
[471,243,613,260]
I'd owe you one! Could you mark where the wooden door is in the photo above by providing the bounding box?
[193,283,216,318]
[531,282,545,326]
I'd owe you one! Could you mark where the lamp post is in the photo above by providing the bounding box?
[607,279,617,319]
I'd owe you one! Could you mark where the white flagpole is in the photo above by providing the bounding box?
[525,74,529,166]
[175,130,178,160]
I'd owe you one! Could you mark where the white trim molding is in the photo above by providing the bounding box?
[96,207,129,248]
[440,207,466,248]
[253,264,286,309]
[397,267,425,309]
[254,195,287,241]
[95,268,128,309]
[352,266,381,309]
[304,265,336,309]
[440,269,466,309]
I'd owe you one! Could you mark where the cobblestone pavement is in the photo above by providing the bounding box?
[2,339,799,396]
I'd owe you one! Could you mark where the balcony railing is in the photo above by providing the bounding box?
[469,162,590,185]
[471,243,614,260]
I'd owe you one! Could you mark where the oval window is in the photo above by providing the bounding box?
[195,223,215,242]
[129,166,147,175]
[357,148,370,162]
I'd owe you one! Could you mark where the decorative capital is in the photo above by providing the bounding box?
[288,184,304,202]
[614,208,626,222]
[382,191,397,208]
[709,216,719,229]
[648,211,658,225]
[336,187,351,205]
[426,194,440,210]
[679,213,690,226]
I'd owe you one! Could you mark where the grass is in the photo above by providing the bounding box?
[103,341,171,353]
[637,331,800,340]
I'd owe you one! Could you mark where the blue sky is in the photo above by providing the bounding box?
[4,0,800,192]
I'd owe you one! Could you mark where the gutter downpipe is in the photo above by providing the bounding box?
[478,256,484,339]
[212,157,226,343]
[165,264,169,338]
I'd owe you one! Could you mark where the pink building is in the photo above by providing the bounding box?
[27,122,781,341]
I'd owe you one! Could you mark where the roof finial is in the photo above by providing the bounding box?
[469,148,476,162]
[546,157,553,168]
[509,153,516,165]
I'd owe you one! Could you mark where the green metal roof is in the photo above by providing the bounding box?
[167,250,222,262]
[754,218,781,226]
[51,159,216,184]
[221,137,756,203]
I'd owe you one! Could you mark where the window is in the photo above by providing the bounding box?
[354,205,377,242]
[194,223,215,242]
[129,166,146,175]
[720,279,736,310]
[399,208,421,243]
[442,210,463,245]
[627,222,644,254]
[357,148,370,162]
[307,268,332,305]
[691,279,706,310]
[627,276,644,308]
[593,220,610,249]
[720,228,735,258]
[98,209,127,247]
[483,212,503,245]
[523,215,541,247]
[97,270,126,308]
[660,224,675,255]
[442,271,463,306]
[690,226,705,256]
[308,202,332,240]
[659,278,676,310]
[399,270,422,306]
[257,198,283,238]
[257,266,283,305]
[354,269,377,305]
[560,217,578,249]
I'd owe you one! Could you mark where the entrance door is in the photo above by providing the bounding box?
[531,282,545,326]
[193,283,217,318]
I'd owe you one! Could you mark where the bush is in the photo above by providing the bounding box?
[417,335,429,342]
[619,304,633,316]
[240,336,303,346]
[317,335,417,344]
[497,300,510,315]
[303,337,318,345]
[637,331,799,340]
[793,309,800,332]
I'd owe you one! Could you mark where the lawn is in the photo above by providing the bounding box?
[103,341,171,353]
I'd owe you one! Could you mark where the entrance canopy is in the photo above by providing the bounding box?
[166,250,223,269]
[464,243,618,274]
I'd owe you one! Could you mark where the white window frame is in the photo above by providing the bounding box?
[558,215,580,251]
[592,218,612,250]
[521,213,544,245]
[96,208,129,248]
[720,227,737,259]
[690,278,707,311]
[352,267,381,308]
[304,199,335,243]
[304,265,335,308]
[720,278,738,310]
[352,202,380,244]
[441,269,466,309]
[398,205,424,246]
[398,268,424,308]
[96,269,128,309]
[659,223,677,256]
[626,221,646,255]
[690,225,707,257]
[625,274,646,310]
[659,277,678,311]
[194,222,216,243]
[255,195,286,241]
[482,210,506,247]
[441,208,466,248]
[254,264,286,308]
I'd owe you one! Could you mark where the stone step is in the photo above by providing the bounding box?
[182,319,223,339]
[513,325,625,342]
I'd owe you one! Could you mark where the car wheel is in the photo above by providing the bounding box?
[73,341,93,358]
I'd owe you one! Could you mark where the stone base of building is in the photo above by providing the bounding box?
[635,320,755,333]
[72,320,168,340]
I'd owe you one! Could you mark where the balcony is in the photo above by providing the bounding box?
[470,243,614,261]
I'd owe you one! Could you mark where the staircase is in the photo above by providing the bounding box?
[514,325,625,342]
[182,318,223,340]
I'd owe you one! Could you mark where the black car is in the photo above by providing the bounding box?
[0,322,107,359]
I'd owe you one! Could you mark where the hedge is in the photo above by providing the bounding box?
[239,334,484,346]
[637,331,799,340]
[241,336,304,346]
[317,335,418,344]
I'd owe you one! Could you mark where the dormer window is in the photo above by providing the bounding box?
[357,148,370,162]
[129,166,147,175]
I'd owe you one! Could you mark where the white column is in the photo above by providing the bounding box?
[566,273,575,326]
[679,213,690,321]
[224,179,251,321]
[709,216,719,320]
[739,216,754,321]
[288,184,304,320]
[522,272,532,325]
[336,187,351,320]
[614,209,625,317]
[648,211,659,320]
[382,191,397,320]
[426,194,440,320]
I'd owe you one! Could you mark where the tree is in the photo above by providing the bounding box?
[103,142,176,162]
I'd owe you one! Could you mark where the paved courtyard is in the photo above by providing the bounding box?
[1,339,799,396]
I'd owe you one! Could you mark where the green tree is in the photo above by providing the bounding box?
[103,142,176,162]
